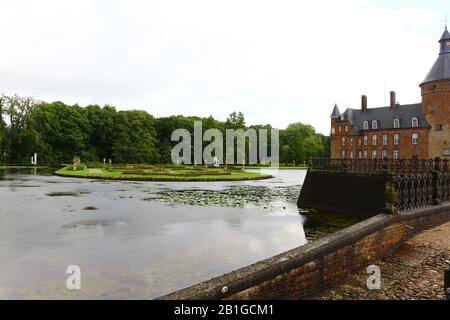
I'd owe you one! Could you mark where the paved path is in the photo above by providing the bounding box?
[311,221,450,300]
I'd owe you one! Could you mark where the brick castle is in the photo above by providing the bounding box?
[331,27,450,160]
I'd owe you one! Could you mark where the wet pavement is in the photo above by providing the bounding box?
[0,168,359,299]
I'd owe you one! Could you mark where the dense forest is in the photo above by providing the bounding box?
[0,94,329,165]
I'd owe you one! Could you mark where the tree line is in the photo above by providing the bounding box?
[0,94,329,165]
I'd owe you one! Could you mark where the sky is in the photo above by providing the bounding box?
[0,0,448,134]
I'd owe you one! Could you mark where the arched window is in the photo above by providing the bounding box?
[393,119,400,128]
[411,117,419,128]
[372,120,378,129]
[363,121,369,130]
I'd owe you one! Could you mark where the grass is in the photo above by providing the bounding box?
[55,165,273,182]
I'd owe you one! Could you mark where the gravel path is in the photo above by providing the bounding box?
[311,221,450,300]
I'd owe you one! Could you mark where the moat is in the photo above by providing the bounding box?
[0,168,360,299]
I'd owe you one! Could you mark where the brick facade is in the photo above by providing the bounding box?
[421,80,450,158]
[331,119,429,160]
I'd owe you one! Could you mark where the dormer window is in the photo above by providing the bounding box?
[372,120,378,129]
[393,119,400,128]
[363,121,369,130]
[411,117,419,128]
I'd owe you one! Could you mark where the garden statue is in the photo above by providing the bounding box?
[72,156,81,170]
[31,153,37,166]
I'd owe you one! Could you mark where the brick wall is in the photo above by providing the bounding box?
[421,80,450,159]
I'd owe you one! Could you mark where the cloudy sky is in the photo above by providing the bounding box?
[0,0,448,133]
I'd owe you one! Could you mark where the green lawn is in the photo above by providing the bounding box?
[55,166,273,182]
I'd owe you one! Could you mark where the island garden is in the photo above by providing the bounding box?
[55,163,273,182]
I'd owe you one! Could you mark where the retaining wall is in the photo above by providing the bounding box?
[297,170,388,217]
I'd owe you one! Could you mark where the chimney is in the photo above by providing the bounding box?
[361,95,367,111]
[390,91,396,108]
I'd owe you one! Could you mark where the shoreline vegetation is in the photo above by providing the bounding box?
[0,165,49,169]
[55,164,274,182]
[0,95,330,167]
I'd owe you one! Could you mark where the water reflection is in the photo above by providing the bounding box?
[0,168,360,299]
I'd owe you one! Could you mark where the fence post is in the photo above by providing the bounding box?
[384,173,398,214]
[432,157,442,205]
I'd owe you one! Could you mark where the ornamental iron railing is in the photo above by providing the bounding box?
[311,158,449,173]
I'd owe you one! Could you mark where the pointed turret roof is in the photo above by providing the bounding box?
[330,104,340,118]
[440,26,450,41]
[422,27,450,85]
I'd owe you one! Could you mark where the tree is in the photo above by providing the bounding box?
[226,111,245,129]
[280,122,329,164]
[29,101,88,163]
[83,104,116,162]
[1,94,39,163]
[0,96,6,164]
[112,110,159,163]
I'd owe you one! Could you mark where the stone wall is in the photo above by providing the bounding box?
[297,170,388,217]
[158,204,450,300]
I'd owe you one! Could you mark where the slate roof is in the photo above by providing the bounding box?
[335,103,430,136]
[422,27,450,84]
[330,104,340,118]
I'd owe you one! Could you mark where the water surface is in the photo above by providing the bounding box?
[0,168,360,299]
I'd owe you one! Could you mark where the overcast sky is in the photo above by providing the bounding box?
[0,0,448,134]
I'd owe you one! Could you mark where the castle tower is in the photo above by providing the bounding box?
[420,26,450,158]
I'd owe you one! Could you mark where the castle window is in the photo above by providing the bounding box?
[443,148,450,156]
[393,134,400,145]
[383,134,388,146]
[338,126,342,133]
[350,151,354,159]
[411,117,419,128]
[363,135,368,145]
[393,119,400,128]
[350,137,353,146]
[358,151,362,159]
[393,150,399,160]
[341,150,346,159]
[363,121,369,130]
[372,120,378,129]
[363,150,368,159]
[371,135,377,146]
[435,124,443,131]
[371,150,377,159]
[345,125,348,132]
[341,137,346,147]
[412,133,419,145]
[382,149,388,159]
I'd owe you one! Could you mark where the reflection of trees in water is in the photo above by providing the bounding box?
[145,185,302,210]
[302,211,362,241]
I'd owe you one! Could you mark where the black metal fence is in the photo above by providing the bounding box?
[311,158,450,213]
[311,158,450,173]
